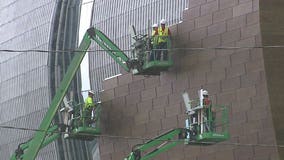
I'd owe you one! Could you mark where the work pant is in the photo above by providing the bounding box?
[157,42,168,60]
[150,44,158,61]
[205,107,215,132]
[82,108,93,127]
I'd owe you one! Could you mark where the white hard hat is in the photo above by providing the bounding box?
[88,90,95,95]
[202,90,208,96]
[160,19,167,24]
[152,23,158,28]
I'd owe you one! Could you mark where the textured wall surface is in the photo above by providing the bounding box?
[0,0,90,159]
[99,0,281,159]
[0,1,56,159]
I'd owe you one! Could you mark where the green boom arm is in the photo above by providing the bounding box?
[10,28,96,160]
[10,26,134,160]
[125,128,185,160]
[10,125,60,160]
[90,28,131,72]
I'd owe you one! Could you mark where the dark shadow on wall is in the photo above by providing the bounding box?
[260,0,284,159]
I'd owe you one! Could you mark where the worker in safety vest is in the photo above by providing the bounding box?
[157,19,171,60]
[202,90,214,131]
[83,90,96,126]
[150,23,159,61]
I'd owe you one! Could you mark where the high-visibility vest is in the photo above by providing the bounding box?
[85,96,94,109]
[152,29,157,36]
[158,27,169,43]
[152,29,159,46]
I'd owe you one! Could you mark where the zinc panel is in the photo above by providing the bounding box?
[0,1,56,159]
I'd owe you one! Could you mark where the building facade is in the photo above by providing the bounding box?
[0,0,91,159]
[98,0,283,159]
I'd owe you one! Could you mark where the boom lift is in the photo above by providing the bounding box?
[125,89,229,160]
[91,26,173,75]
[10,26,172,160]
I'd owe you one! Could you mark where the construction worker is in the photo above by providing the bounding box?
[150,23,159,61]
[152,23,159,42]
[157,19,171,60]
[83,90,96,126]
[202,90,214,131]
[202,90,211,106]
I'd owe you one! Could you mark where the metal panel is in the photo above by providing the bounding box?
[0,4,53,153]
[0,0,89,160]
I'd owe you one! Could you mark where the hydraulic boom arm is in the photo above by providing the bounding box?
[11,26,174,160]
[10,125,60,160]
[125,128,185,160]
[90,28,131,72]
[10,28,96,160]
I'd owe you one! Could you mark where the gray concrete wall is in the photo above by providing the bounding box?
[99,0,281,159]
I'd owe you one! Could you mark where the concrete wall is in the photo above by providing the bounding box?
[98,0,281,159]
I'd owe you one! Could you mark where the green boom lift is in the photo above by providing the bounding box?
[10,26,173,160]
[125,89,229,160]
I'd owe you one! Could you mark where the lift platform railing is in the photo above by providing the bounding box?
[63,102,101,140]
[139,36,173,75]
[188,104,229,143]
[70,102,101,128]
[144,36,172,62]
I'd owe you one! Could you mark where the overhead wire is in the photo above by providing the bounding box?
[81,0,94,6]
[1,125,284,148]
[0,45,284,54]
